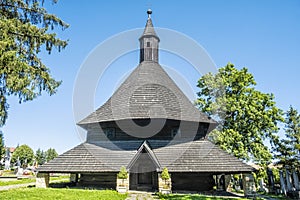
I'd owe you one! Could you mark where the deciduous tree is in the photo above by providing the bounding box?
[0,0,68,126]
[11,144,34,166]
[196,63,283,165]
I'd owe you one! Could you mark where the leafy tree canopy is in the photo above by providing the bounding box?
[11,144,34,165]
[0,0,68,126]
[196,63,283,165]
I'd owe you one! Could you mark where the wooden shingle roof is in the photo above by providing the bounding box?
[78,61,215,126]
[154,140,254,173]
[38,140,253,173]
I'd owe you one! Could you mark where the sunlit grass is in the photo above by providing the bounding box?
[0,188,127,200]
[0,175,70,186]
[0,178,35,186]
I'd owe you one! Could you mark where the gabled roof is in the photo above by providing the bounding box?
[78,61,216,126]
[38,140,254,173]
[127,141,160,171]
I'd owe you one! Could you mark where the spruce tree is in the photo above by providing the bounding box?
[274,106,300,169]
[0,0,68,126]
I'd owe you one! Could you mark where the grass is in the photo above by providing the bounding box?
[0,188,127,200]
[0,170,16,177]
[0,178,35,186]
[263,193,292,200]
[0,175,70,186]
[158,193,296,200]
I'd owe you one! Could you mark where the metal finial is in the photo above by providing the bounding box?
[147,9,152,18]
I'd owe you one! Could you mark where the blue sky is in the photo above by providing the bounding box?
[1,0,300,154]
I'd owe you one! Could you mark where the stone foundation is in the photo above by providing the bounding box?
[158,173,172,194]
[36,173,49,188]
[116,177,129,193]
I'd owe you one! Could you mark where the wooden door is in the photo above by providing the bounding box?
[138,172,152,184]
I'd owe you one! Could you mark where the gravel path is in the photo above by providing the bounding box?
[126,191,158,200]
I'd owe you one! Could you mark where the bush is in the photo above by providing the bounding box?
[161,167,170,181]
[117,166,128,180]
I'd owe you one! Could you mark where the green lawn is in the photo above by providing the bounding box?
[263,194,292,200]
[0,175,70,186]
[158,193,295,200]
[0,178,35,186]
[0,188,127,200]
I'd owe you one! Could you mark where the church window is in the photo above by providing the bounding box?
[104,127,115,139]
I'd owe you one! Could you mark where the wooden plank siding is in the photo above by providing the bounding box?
[79,173,117,188]
[171,172,215,191]
[86,120,209,142]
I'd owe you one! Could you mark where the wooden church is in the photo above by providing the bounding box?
[38,10,253,192]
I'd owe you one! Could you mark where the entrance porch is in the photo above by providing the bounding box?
[129,171,158,191]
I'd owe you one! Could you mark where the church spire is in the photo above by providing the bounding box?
[139,9,160,63]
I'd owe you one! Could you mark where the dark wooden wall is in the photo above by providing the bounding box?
[79,173,117,189]
[171,172,215,191]
[86,119,209,142]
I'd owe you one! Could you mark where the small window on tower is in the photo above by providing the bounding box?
[104,128,115,139]
[147,42,150,47]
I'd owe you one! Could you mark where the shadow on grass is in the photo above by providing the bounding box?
[49,182,116,192]
[157,191,248,200]
[49,182,72,188]
[158,194,244,200]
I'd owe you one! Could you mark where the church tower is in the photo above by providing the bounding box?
[139,9,160,63]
